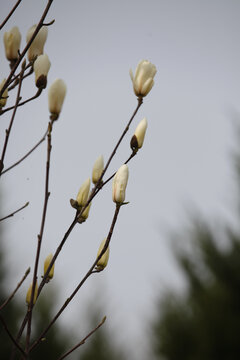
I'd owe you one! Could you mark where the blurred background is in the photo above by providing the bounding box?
[1,0,240,359]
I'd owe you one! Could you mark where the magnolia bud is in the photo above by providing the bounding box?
[129,60,157,97]
[48,79,67,119]
[96,238,110,270]
[112,164,129,204]
[3,26,21,61]
[26,25,48,61]
[92,155,104,184]
[26,282,38,305]
[0,79,8,108]
[76,178,91,207]
[130,117,148,151]
[33,54,51,88]
[44,253,55,280]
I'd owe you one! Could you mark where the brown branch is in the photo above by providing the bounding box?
[0,60,25,177]
[0,88,42,115]
[0,202,29,222]
[29,204,121,352]
[0,267,30,311]
[8,64,34,92]
[0,314,26,358]
[0,0,54,99]
[1,129,48,175]
[57,316,106,360]
[0,0,23,30]
[14,100,141,348]
[25,121,53,354]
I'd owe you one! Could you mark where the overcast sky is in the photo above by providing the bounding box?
[1,1,240,358]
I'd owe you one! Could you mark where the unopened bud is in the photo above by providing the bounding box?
[92,155,104,184]
[3,26,21,62]
[96,238,110,270]
[130,117,148,151]
[26,25,48,61]
[26,282,38,305]
[34,54,51,88]
[48,79,67,120]
[0,79,8,108]
[129,60,157,98]
[44,253,55,280]
[112,164,129,204]
[76,178,91,207]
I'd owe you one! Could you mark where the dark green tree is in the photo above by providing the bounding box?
[152,220,240,360]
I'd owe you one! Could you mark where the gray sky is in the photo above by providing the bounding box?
[1,0,240,358]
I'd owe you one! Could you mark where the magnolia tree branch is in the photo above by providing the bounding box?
[25,121,53,354]
[0,314,26,358]
[0,0,23,30]
[0,60,25,176]
[0,88,43,115]
[0,267,30,311]
[0,202,29,222]
[57,316,107,360]
[1,129,48,175]
[0,0,54,99]
[29,204,121,352]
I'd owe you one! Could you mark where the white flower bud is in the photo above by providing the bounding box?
[112,164,129,204]
[33,54,51,88]
[48,79,67,118]
[92,155,104,184]
[81,202,91,221]
[44,253,54,280]
[129,60,157,97]
[26,282,38,305]
[26,25,48,61]
[76,178,91,207]
[96,238,110,270]
[130,117,148,151]
[0,79,8,108]
[3,26,21,61]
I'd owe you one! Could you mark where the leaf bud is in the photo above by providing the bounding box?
[26,282,38,305]
[96,238,110,270]
[26,25,48,61]
[33,54,51,88]
[112,164,129,204]
[44,253,55,280]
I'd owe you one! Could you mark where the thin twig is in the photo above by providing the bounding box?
[0,267,30,311]
[0,61,25,176]
[25,121,53,354]
[0,0,23,30]
[29,204,121,352]
[0,88,42,115]
[0,314,26,358]
[0,202,29,222]
[8,64,33,91]
[0,0,54,99]
[15,99,141,348]
[1,129,48,175]
[57,316,106,360]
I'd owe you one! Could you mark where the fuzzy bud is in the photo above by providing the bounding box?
[129,60,157,97]
[130,117,148,151]
[112,164,129,204]
[26,282,38,305]
[26,25,48,61]
[44,253,55,280]
[96,238,110,270]
[0,79,8,108]
[3,26,21,61]
[92,155,104,184]
[48,79,67,120]
[76,178,91,207]
[33,54,51,88]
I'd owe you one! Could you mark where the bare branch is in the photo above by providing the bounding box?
[1,129,48,175]
[0,88,42,115]
[57,316,107,360]
[0,314,27,358]
[0,202,29,222]
[0,0,23,30]
[0,267,30,311]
